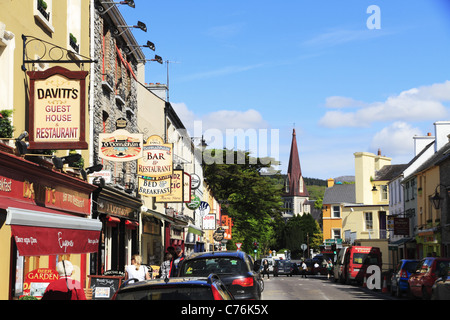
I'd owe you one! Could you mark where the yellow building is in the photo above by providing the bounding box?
[0,0,96,300]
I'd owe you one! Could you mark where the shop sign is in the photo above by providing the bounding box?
[138,176,171,197]
[97,199,137,219]
[190,173,201,190]
[186,194,201,210]
[184,172,191,203]
[138,135,173,179]
[99,129,143,162]
[155,170,184,203]
[198,201,210,217]
[23,268,59,298]
[203,214,216,230]
[27,66,88,150]
[394,218,410,236]
[0,173,90,216]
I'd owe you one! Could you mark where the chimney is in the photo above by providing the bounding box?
[327,178,334,188]
[414,132,435,156]
[434,121,450,152]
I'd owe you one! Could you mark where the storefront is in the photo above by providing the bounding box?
[0,146,101,300]
[91,185,141,275]
[141,209,164,267]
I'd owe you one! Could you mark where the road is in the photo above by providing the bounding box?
[261,275,394,300]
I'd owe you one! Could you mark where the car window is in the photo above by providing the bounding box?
[115,286,214,300]
[181,257,246,276]
[403,261,419,273]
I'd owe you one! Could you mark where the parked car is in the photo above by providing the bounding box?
[273,260,294,276]
[390,259,419,297]
[431,272,450,300]
[111,274,234,300]
[178,251,262,300]
[408,257,450,299]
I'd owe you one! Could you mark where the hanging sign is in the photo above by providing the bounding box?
[27,66,88,150]
[155,169,184,203]
[98,129,143,162]
[190,173,201,190]
[138,176,171,197]
[138,135,173,179]
[186,194,201,210]
[198,201,210,217]
[184,172,191,203]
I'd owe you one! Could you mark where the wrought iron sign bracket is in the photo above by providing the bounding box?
[22,34,97,71]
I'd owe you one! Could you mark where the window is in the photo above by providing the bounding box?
[0,24,15,117]
[380,185,388,201]
[332,205,340,218]
[332,229,341,240]
[67,0,82,56]
[34,0,54,33]
[364,212,373,230]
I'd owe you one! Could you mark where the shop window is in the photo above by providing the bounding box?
[34,0,54,33]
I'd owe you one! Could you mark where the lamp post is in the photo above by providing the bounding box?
[431,184,449,210]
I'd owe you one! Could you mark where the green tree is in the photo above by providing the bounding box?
[202,149,284,254]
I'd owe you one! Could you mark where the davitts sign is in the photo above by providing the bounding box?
[27,66,88,150]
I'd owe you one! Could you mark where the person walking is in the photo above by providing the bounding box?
[326,259,333,280]
[41,260,86,300]
[125,254,151,282]
[262,259,270,279]
[301,260,308,278]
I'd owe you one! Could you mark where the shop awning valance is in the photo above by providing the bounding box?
[2,199,102,256]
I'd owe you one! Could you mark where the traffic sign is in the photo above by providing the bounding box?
[235,243,242,250]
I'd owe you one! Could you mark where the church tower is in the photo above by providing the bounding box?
[283,129,309,220]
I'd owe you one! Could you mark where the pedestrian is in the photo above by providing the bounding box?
[262,259,270,279]
[301,260,307,278]
[41,260,86,300]
[169,246,185,277]
[125,254,151,282]
[159,251,173,279]
[327,259,333,280]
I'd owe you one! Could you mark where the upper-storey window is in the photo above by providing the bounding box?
[34,0,54,33]
[67,0,82,56]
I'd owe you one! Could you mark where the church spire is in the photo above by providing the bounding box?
[286,128,309,197]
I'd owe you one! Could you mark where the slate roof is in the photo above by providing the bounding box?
[374,164,409,181]
[323,184,356,205]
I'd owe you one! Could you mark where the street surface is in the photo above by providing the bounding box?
[261,275,394,300]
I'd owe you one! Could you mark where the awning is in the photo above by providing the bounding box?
[3,202,102,256]
[187,224,203,236]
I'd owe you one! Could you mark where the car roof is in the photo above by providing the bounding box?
[185,250,248,260]
[119,276,220,291]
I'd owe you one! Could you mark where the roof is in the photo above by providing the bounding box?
[323,184,356,205]
[374,164,409,181]
[404,141,450,180]
[286,129,309,197]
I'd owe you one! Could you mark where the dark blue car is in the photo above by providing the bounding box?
[390,259,419,297]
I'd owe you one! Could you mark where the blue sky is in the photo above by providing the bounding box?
[121,0,450,180]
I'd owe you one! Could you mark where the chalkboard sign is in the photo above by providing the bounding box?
[88,275,123,300]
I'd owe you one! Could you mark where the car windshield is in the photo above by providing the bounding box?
[352,253,379,265]
[115,285,214,300]
[181,257,246,276]
[403,261,419,273]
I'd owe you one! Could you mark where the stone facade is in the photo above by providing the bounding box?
[91,5,142,192]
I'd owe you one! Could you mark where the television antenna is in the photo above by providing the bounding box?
[165,60,180,102]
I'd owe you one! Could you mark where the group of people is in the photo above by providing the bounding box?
[40,246,186,300]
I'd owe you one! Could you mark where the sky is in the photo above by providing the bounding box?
[121,0,450,180]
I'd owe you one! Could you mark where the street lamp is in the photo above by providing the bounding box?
[126,41,155,56]
[431,184,449,210]
[113,21,147,37]
[98,0,135,14]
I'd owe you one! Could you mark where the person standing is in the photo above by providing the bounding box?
[262,259,270,279]
[41,260,86,300]
[159,251,173,279]
[125,254,151,282]
[169,246,185,277]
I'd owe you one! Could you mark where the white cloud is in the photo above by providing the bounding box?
[370,122,422,157]
[319,81,450,128]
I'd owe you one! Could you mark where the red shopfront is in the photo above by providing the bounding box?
[0,148,101,300]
